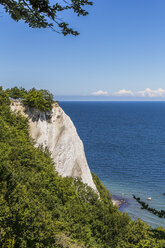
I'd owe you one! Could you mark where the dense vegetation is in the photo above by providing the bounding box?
[6,87,27,99]
[22,88,54,111]
[0,87,165,247]
[6,86,54,111]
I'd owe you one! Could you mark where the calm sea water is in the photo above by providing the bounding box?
[60,101,165,228]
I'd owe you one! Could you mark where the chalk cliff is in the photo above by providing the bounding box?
[11,101,97,191]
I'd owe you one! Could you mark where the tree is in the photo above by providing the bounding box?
[22,88,54,111]
[6,86,27,99]
[0,0,93,35]
[0,86,10,105]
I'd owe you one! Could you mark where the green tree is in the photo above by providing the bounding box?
[22,88,54,111]
[0,86,10,105]
[6,86,27,99]
[0,0,93,35]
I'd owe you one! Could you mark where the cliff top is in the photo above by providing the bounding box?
[7,87,55,112]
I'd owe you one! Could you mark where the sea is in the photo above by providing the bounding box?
[60,101,165,228]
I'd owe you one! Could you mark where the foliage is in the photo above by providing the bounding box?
[0,87,10,105]
[22,88,54,111]
[0,0,93,35]
[6,86,27,99]
[116,220,165,248]
[5,86,54,111]
[92,172,112,204]
[0,87,165,247]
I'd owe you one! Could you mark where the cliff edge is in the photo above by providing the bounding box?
[11,100,97,191]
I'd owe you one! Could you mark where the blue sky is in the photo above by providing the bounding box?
[1,0,165,100]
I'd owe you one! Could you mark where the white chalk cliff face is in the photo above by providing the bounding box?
[11,101,97,191]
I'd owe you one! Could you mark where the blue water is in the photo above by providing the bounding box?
[60,101,165,228]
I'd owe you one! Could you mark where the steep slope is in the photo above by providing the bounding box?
[10,100,97,191]
[1,91,164,248]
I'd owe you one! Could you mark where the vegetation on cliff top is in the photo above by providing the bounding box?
[22,88,54,111]
[0,86,165,247]
[6,86,54,111]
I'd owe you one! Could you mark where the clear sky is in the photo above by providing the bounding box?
[1,0,165,100]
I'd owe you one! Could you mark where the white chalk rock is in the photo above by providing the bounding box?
[11,101,97,192]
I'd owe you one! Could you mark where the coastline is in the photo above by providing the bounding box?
[112,194,128,209]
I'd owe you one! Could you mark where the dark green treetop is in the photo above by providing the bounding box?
[22,88,54,111]
[0,0,93,35]
[6,86,27,99]
[0,86,10,105]
[4,86,54,111]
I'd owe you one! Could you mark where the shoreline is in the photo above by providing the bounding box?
[112,194,128,209]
